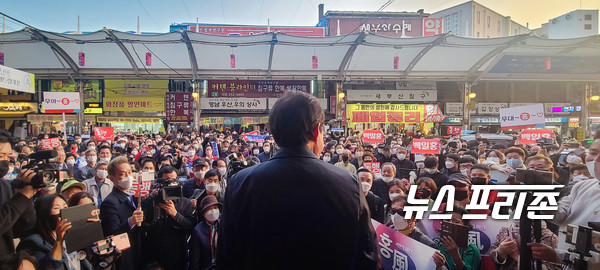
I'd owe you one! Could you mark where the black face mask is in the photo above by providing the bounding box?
[0,161,9,178]
[342,155,349,162]
[417,188,431,199]
[455,190,469,201]
[471,177,488,185]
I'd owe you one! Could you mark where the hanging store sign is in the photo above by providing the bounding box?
[200,98,268,111]
[0,102,37,115]
[544,103,571,115]
[445,102,463,115]
[27,114,95,123]
[104,80,168,98]
[96,117,162,124]
[346,90,437,102]
[346,104,426,124]
[0,65,35,94]
[165,93,194,123]
[207,80,310,98]
[476,103,508,115]
[103,97,165,112]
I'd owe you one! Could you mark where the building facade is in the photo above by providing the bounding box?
[534,10,599,39]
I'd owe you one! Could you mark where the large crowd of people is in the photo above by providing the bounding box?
[0,91,599,269]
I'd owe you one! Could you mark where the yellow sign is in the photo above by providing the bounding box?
[0,102,38,116]
[27,114,95,123]
[346,104,425,124]
[84,108,103,114]
[96,116,162,124]
[568,118,580,128]
[104,80,168,98]
[51,80,101,102]
[103,97,165,112]
[577,128,585,141]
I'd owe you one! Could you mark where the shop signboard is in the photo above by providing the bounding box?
[346,90,437,102]
[346,104,426,124]
[411,138,441,155]
[362,130,385,143]
[336,18,425,38]
[509,103,536,108]
[207,80,309,98]
[200,97,268,111]
[176,24,324,37]
[568,118,580,128]
[545,103,571,115]
[51,80,101,103]
[445,102,463,115]
[104,80,168,97]
[0,65,35,94]
[165,93,194,123]
[477,103,507,115]
[42,92,81,113]
[500,104,546,130]
[95,117,162,124]
[28,114,95,123]
[423,18,443,36]
[0,102,37,116]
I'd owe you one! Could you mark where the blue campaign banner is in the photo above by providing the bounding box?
[211,141,219,158]
[246,134,267,142]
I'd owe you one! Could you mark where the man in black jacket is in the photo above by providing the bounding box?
[0,130,36,257]
[218,91,378,270]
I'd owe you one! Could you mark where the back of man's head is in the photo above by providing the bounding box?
[269,91,324,148]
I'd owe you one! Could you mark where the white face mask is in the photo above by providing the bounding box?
[425,168,437,174]
[392,213,409,231]
[566,155,583,164]
[461,169,470,176]
[99,157,111,163]
[382,176,394,183]
[586,161,600,179]
[397,153,406,161]
[87,156,97,164]
[336,149,344,155]
[96,169,108,179]
[416,162,425,169]
[389,192,400,202]
[253,149,260,155]
[131,150,138,156]
[75,139,82,144]
[88,146,96,150]
[263,147,270,153]
[120,143,126,149]
[361,182,372,193]
[323,156,331,162]
[117,176,133,190]
[204,209,220,223]
[67,159,76,166]
[142,169,154,173]
[258,142,263,147]
[572,174,590,182]
[218,168,227,177]
[392,149,398,155]
[355,151,363,158]
[194,170,207,179]
[206,183,220,193]
[486,157,500,164]
[445,161,455,169]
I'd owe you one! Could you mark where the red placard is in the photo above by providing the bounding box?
[40,137,61,150]
[411,138,441,155]
[130,172,153,198]
[447,126,462,135]
[518,129,553,145]
[362,130,385,143]
[363,162,381,175]
[94,127,115,141]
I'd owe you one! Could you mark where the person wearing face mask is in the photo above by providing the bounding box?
[457,156,477,178]
[358,168,385,223]
[468,164,505,216]
[75,149,97,181]
[100,156,145,270]
[212,159,228,188]
[553,150,586,186]
[192,169,224,223]
[190,195,222,270]
[418,157,448,199]
[256,141,273,163]
[441,153,460,177]
[82,160,113,206]
[140,165,194,270]
[350,146,365,169]
[415,177,437,210]
[334,149,357,173]
[183,159,210,202]
[393,147,416,180]
[330,144,346,164]
[322,152,333,164]
[378,145,398,164]
[17,194,90,269]
[64,153,77,172]
[387,195,447,268]
[372,162,399,202]
[98,146,113,164]
[559,164,591,198]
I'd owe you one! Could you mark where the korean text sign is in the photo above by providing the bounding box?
[42,92,81,113]
[40,137,61,150]
[372,220,437,270]
[411,138,440,155]
[363,162,382,178]
[130,172,154,198]
[207,80,309,98]
[500,104,545,130]
[447,126,462,135]
[346,104,425,124]
[518,129,553,145]
[362,130,385,143]
[94,127,115,141]
[165,92,194,123]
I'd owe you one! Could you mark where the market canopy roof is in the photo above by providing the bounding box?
[0,28,599,82]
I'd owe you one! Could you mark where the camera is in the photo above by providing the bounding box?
[152,178,182,202]
[515,168,554,185]
[12,150,64,189]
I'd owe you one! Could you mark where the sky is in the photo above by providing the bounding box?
[1,0,599,33]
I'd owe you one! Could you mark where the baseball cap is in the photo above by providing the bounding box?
[448,173,472,186]
[61,180,86,193]
[192,159,208,168]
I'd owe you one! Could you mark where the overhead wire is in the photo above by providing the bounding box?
[140,43,186,78]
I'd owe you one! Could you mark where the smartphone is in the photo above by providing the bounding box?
[515,169,554,185]
[440,220,470,248]
[566,224,600,253]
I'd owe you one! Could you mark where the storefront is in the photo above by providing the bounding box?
[0,65,36,136]
[345,103,445,134]
[0,102,37,136]
[27,114,95,135]
[96,116,163,134]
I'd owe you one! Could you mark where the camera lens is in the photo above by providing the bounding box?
[42,170,55,185]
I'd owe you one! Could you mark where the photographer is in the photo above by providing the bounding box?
[141,165,194,270]
[0,130,37,256]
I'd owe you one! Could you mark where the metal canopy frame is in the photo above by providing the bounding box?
[25,27,80,76]
[103,28,140,76]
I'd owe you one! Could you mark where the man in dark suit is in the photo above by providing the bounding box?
[218,91,378,270]
[100,156,144,270]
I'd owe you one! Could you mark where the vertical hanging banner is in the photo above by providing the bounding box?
[146,53,152,66]
[78,52,85,66]
[393,56,399,69]
[165,92,194,123]
[94,127,115,141]
[230,54,236,68]
[0,52,4,65]
[312,55,318,69]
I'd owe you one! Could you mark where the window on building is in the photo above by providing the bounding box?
[497,21,501,32]
[452,13,459,34]
[444,15,451,33]
[585,24,592,30]
[487,16,490,28]
[477,11,480,23]
[584,14,592,20]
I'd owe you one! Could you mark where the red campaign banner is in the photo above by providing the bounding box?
[363,162,381,175]
[94,127,115,141]
[130,172,153,198]
[242,130,260,142]
[411,138,441,155]
[519,129,553,145]
[208,80,310,98]
[165,93,194,123]
[447,126,462,135]
[40,137,61,150]
[362,130,385,143]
